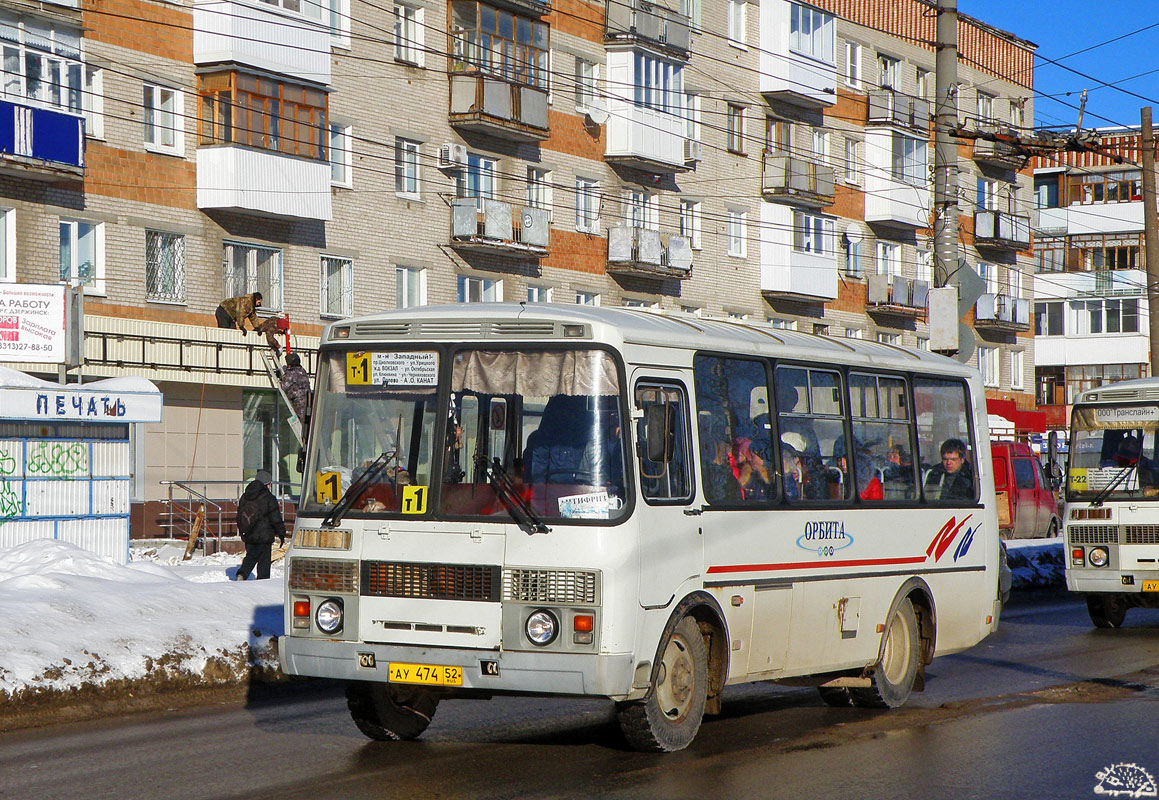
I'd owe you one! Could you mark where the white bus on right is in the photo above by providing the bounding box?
[1065,378,1159,627]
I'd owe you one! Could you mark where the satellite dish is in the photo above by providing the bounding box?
[585,98,609,126]
[843,223,865,245]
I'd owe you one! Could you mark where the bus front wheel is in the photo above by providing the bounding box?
[617,616,708,752]
[1087,594,1128,628]
[851,598,920,709]
[346,681,439,741]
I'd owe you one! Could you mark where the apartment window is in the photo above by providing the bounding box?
[680,0,702,30]
[766,117,790,153]
[844,42,861,88]
[891,135,927,186]
[0,14,83,114]
[978,347,999,387]
[458,153,497,208]
[223,241,283,311]
[1036,236,1065,273]
[1068,170,1142,204]
[1035,301,1064,336]
[727,0,746,46]
[727,209,747,257]
[916,337,929,351]
[876,241,901,277]
[1006,267,1022,300]
[527,167,552,220]
[575,177,600,233]
[976,91,994,124]
[622,299,656,308]
[680,199,702,249]
[789,2,835,64]
[976,262,998,294]
[330,123,351,186]
[320,256,353,318]
[1010,350,1024,391]
[976,177,998,211]
[526,284,552,303]
[684,92,701,140]
[1071,299,1140,335]
[83,66,104,139]
[145,231,185,303]
[393,3,423,65]
[625,190,658,230]
[575,291,600,306]
[842,229,862,276]
[329,0,351,46]
[844,327,863,339]
[198,71,327,161]
[727,104,745,154]
[630,51,684,114]
[1035,175,1060,209]
[1070,232,1142,271]
[813,323,829,336]
[916,68,929,99]
[770,318,795,330]
[394,137,420,197]
[0,208,12,283]
[1010,98,1025,129]
[59,219,103,294]
[256,0,323,20]
[396,266,426,308]
[916,249,933,285]
[878,332,900,346]
[449,1,550,89]
[143,84,181,154]
[458,276,502,303]
[878,54,899,89]
[811,129,827,163]
[793,211,832,255]
[844,137,859,184]
[575,58,597,110]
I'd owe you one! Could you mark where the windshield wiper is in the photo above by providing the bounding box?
[1091,463,1137,507]
[322,449,396,528]
[478,455,550,534]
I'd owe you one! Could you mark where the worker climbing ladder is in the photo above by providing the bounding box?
[258,316,308,447]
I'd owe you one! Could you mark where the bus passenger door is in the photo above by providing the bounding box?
[633,378,702,608]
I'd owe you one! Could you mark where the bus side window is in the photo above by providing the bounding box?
[635,383,693,503]
[914,378,977,504]
[695,356,773,505]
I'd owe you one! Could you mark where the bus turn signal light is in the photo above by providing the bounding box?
[573,614,594,632]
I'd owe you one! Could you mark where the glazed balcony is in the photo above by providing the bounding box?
[605,104,690,174]
[197,146,332,220]
[0,99,84,178]
[193,0,331,85]
[604,0,690,56]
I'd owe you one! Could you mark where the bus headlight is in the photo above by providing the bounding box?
[1088,547,1109,568]
[315,598,344,634]
[526,609,558,646]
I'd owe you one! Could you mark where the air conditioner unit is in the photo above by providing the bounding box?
[684,139,702,164]
[438,143,467,170]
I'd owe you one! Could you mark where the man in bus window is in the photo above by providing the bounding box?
[925,438,974,501]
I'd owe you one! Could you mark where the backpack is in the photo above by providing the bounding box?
[236,498,263,540]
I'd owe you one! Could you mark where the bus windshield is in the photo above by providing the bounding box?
[1068,404,1159,501]
[300,346,628,523]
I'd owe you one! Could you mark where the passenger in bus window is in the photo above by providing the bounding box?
[925,438,974,501]
[730,436,771,501]
[782,432,825,500]
[702,415,741,504]
[780,442,803,500]
[834,435,883,501]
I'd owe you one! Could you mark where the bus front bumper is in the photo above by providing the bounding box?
[279,636,638,699]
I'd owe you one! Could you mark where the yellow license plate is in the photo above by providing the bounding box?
[1143,581,1159,592]
[387,662,463,686]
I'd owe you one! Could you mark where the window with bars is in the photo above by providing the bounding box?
[198,71,327,161]
[146,230,185,303]
[223,242,283,311]
[449,1,550,89]
[321,255,353,318]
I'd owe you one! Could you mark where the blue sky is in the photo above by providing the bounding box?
[960,1,1159,131]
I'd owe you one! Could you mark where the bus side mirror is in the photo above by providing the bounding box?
[1047,431,1061,490]
[645,404,674,463]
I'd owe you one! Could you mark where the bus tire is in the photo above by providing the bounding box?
[851,598,920,709]
[345,681,439,741]
[817,686,854,707]
[617,616,708,752]
[1087,595,1128,629]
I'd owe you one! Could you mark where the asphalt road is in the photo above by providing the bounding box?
[4,594,1159,800]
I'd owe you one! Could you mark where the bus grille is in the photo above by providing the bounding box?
[1068,525,1119,545]
[1126,525,1159,544]
[289,558,359,594]
[361,561,499,602]
[504,568,599,604]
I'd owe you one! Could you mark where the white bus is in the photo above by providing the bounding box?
[1063,378,1159,627]
[279,304,1002,751]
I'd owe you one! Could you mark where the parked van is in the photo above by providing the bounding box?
[991,440,1061,539]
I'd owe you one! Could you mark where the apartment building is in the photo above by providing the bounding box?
[1032,130,1150,432]
[0,0,1035,534]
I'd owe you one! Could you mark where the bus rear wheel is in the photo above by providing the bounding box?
[346,681,439,741]
[617,616,708,752]
[851,598,920,709]
[1087,594,1128,628]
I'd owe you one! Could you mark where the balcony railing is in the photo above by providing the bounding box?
[606,226,692,279]
[975,293,1030,332]
[450,197,549,256]
[197,146,332,220]
[761,152,834,207]
[448,74,549,142]
[605,104,689,173]
[867,274,928,318]
[973,137,1024,170]
[974,209,1031,251]
[605,0,690,55]
[867,89,930,132]
[0,99,85,178]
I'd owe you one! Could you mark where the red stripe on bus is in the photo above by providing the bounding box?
[705,556,928,575]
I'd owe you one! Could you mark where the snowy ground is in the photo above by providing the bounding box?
[0,536,1065,727]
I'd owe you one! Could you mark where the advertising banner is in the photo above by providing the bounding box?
[0,284,67,363]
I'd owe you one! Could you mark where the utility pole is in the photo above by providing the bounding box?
[1142,107,1159,376]
[933,0,959,291]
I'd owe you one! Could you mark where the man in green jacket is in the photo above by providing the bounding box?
[216,292,263,334]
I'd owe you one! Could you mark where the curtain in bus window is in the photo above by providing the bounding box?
[452,349,619,396]
[693,355,773,505]
[913,378,975,503]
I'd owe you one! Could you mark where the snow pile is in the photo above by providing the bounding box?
[0,539,283,701]
[1006,539,1065,591]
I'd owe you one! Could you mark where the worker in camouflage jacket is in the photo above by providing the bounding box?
[216,292,263,334]
[279,352,312,423]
